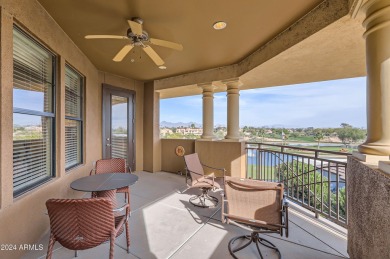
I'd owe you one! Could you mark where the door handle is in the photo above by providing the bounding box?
[106,144,111,147]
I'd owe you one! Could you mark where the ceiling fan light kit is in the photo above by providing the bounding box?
[85,17,183,67]
[213,21,227,30]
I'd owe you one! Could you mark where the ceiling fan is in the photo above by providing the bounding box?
[85,17,183,67]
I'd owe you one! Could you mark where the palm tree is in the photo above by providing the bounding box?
[314,130,324,149]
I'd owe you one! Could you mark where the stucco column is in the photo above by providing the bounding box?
[143,82,161,173]
[222,78,242,140]
[0,8,14,207]
[358,0,390,156]
[198,82,216,139]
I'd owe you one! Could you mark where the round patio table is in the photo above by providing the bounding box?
[70,173,138,208]
[71,173,138,192]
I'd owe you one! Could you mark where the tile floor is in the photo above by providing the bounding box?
[24,171,348,259]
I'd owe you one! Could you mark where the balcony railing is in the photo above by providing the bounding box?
[246,142,350,227]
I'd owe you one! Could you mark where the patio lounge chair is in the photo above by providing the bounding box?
[45,198,130,259]
[184,153,225,208]
[90,158,132,204]
[221,176,289,259]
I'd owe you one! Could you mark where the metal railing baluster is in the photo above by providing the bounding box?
[245,142,349,227]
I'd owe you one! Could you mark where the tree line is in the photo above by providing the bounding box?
[242,123,366,147]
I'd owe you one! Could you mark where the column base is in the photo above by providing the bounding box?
[223,137,244,142]
[352,151,389,164]
[358,142,390,156]
[198,137,217,141]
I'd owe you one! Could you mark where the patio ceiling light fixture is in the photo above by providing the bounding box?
[213,21,227,30]
[159,65,167,69]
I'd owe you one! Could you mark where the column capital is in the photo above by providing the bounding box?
[197,82,217,92]
[362,0,390,38]
[221,78,243,89]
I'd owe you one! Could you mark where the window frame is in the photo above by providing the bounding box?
[12,25,57,197]
[64,64,84,171]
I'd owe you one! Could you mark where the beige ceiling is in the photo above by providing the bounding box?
[157,14,366,99]
[37,0,322,81]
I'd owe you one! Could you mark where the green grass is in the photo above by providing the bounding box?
[288,136,315,142]
[318,146,357,152]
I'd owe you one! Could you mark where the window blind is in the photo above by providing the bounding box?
[65,65,83,169]
[13,26,55,196]
[111,95,128,160]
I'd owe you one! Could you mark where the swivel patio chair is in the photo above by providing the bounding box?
[222,176,289,259]
[184,153,225,208]
[90,158,132,204]
[45,197,130,259]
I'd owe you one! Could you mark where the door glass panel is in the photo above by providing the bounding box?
[111,95,128,159]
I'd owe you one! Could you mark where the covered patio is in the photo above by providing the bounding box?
[24,172,348,259]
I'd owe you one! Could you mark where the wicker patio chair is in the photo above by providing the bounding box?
[221,176,289,259]
[184,153,225,208]
[45,198,130,259]
[90,158,132,204]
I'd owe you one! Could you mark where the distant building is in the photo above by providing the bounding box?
[160,128,173,136]
[176,127,203,136]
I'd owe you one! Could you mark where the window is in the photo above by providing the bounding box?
[65,65,84,170]
[13,26,56,196]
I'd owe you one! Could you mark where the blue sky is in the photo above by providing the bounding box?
[160,77,367,128]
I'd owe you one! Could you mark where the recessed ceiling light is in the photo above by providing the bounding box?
[159,65,167,69]
[213,21,227,30]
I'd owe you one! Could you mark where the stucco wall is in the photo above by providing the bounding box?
[0,1,144,258]
[347,156,390,259]
[160,139,246,178]
[143,82,161,173]
[195,140,246,178]
[161,139,196,173]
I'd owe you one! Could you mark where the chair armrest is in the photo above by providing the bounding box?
[202,164,226,173]
[204,172,215,178]
[113,203,131,222]
[204,172,215,186]
[202,165,226,185]
[113,203,129,213]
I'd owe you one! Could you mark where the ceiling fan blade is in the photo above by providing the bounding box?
[128,20,143,36]
[85,35,128,40]
[143,45,164,66]
[113,44,134,62]
[150,38,183,51]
